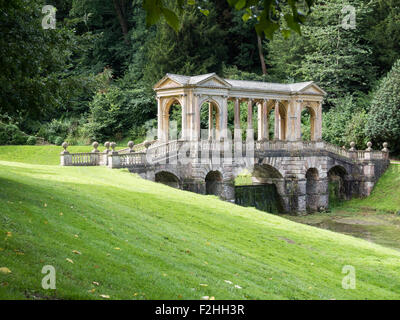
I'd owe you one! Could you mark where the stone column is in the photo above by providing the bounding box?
[289,99,301,142]
[208,102,213,140]
[317,177,329,211]
[257,102,262,141]
[274,100,280,140]
[247,99,254,141]
[157,97,163,141]
[362,141,375,196]
[194,94,201,141]
[313,101,323,141]
[162,112,169,142]
[181,94,187,140]
[221,96,228,140]
[215,107,220,140]
[234,98,241,141]
[262,99,269,140]
[60,142,71,166]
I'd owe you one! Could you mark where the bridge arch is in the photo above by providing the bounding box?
[327,165,348,203]
[252,164,283,180]
[205,170,223,196]
[155,170,181,189]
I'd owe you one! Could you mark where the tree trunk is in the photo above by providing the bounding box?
[257,33,267,75]
[113,0,129,43]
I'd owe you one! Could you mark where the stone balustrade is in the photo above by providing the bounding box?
[60,140,390,167]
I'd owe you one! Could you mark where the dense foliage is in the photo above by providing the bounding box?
[0,0,399,153]
[366,59,400,153]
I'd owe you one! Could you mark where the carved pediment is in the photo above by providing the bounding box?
[196,75,231,88]
[156,78,182,89]
[299,83,326,95]
[197,78,227,88]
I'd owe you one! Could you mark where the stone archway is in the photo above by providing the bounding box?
[205,170,223,196]
[301,105,317,141]
[328,165,348,205]
[155,171,181,189]
[267,101,287,141]
[199,99,221,140]
[163,98,183,142]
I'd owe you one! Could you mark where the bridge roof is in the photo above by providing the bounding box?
[154,73,327,96]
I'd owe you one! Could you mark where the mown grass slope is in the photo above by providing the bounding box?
[1,146,400,300]
[340,164,400,213]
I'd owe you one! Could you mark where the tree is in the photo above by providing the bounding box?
[268,0,377,106]
[366,0,400,77]
[366,59,400,153]
[142,0,315,39]
[143,3,227,86]
[0,0,81,131]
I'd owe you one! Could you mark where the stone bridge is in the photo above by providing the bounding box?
[60,73,390,214]
[60,139,389,214]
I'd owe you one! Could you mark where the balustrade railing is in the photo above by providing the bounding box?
[68,153,101,166]
[61,139,389,167]
[119,153,146,167]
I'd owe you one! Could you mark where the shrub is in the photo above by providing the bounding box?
[54,136,64,146]
[366,59,400,153]
[0,122,28,145]
[26,136,37,145]
[37,118,84,145]
[322,94,369,148]
[84,86,155,142]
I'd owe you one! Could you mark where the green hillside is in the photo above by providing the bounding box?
[1,146,400,300]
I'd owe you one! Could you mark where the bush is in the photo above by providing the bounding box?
[366,59,400,153]
[322,94,369,148]
[37,118,85,145]
[0,122,28,145]
[84,86,155,142]
[54,136,63,146]
[26,136,37,145]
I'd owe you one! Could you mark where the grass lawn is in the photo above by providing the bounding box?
[1,146,400,299]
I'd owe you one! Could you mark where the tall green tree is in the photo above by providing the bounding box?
[366,59,400,153]
[0,0,81,131]
[268,0,377,105]
[143,2,227,86]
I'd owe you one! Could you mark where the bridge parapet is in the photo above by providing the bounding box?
[59,139,390,215]
[60,140,389,167]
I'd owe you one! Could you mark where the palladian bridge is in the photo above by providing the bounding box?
[60,73,390,214]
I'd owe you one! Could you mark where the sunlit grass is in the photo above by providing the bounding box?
[1,146,400,300]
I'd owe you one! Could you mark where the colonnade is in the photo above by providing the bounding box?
[157,95,322,143]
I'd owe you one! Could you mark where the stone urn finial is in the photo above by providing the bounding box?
[110,142,116,153]
[382,142,389,153]
[61,142,69,154]
[366,141,372,151]
[128,141,134,153]
[92,141,99,153]
[143,140,151,149]
[349,141,356,152]
[104,141,110,153]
